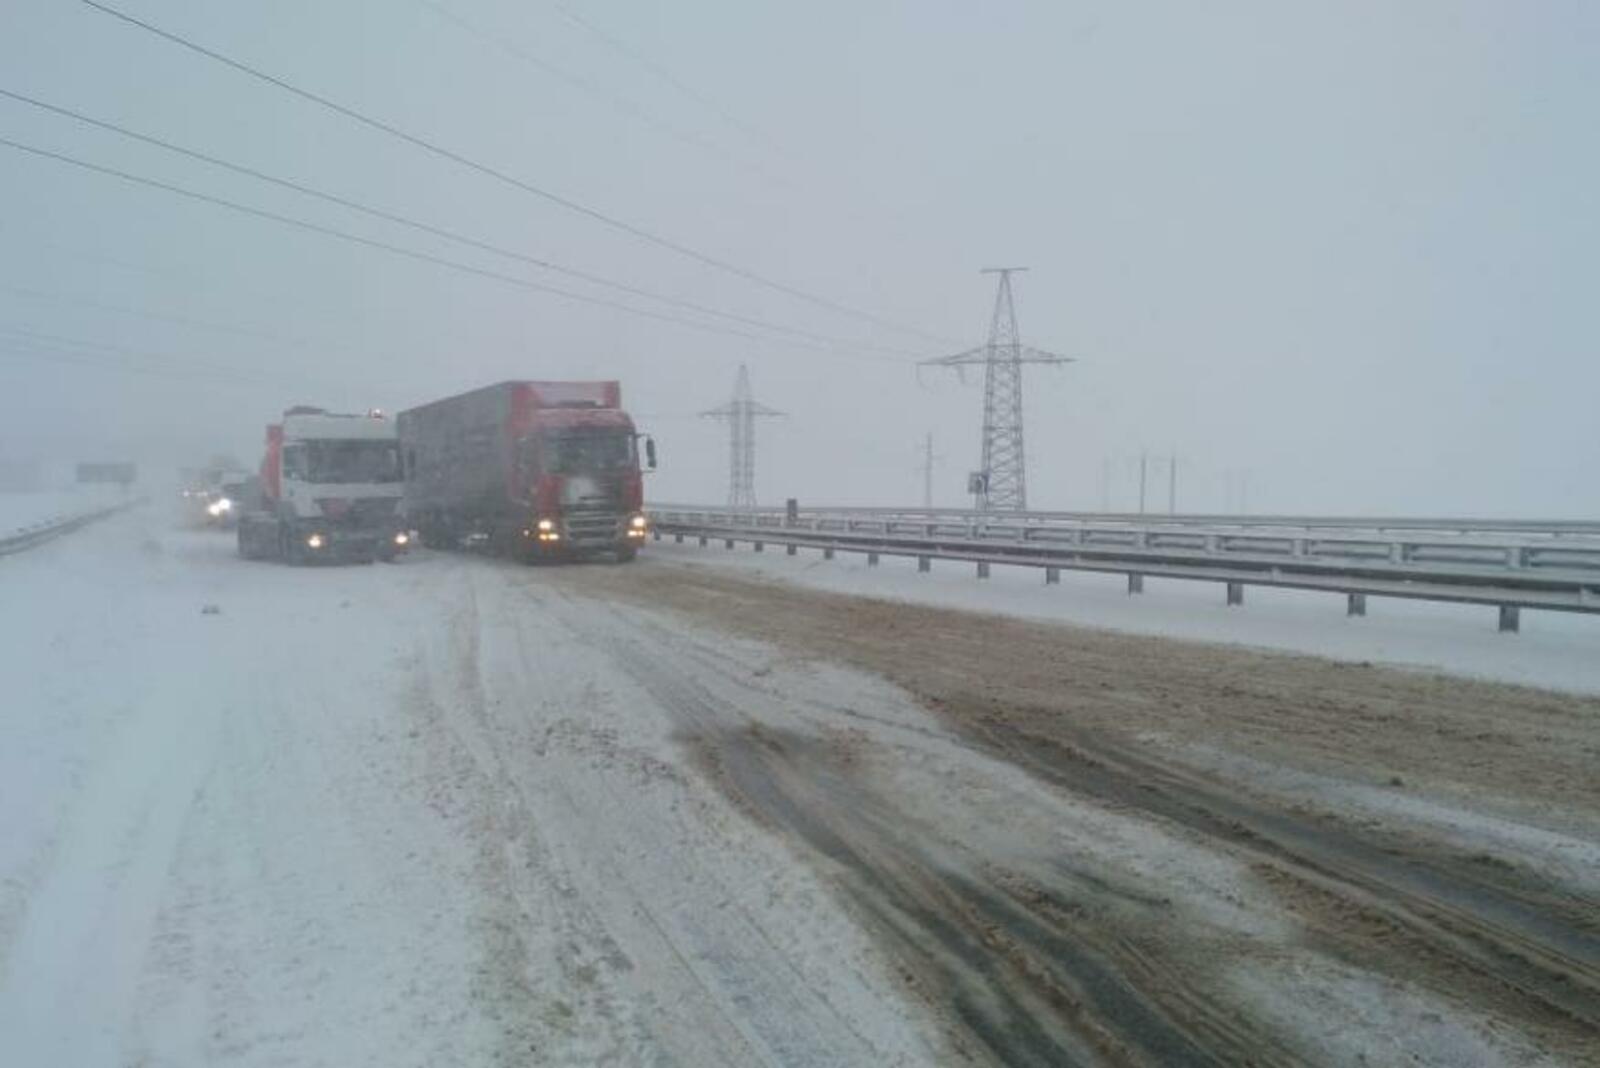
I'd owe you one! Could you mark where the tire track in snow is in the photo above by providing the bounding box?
[465,561,936,1065]
[0,668,221,1063]
[529,585,1301,1066]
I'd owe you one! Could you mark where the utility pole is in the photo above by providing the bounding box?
[920,269,1073,512]
[919,432,943,510]
[701,364,782,510]
[1223,468,1252,514]
[1138,451,1149,514]
[1168,451,1177,515]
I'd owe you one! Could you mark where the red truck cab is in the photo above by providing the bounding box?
[399,381,655,561]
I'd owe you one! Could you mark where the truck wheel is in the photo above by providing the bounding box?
[615,547,638,563]
[239,525,263,560]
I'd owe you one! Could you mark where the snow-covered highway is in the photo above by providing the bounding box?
[3,507,1598,1066]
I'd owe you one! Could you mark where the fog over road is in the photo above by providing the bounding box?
[3,511,1597,1066]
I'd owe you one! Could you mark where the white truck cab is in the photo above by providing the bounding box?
[238,409,407,563]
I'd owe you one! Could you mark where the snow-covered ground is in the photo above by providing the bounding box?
[2,510,1590,1065]
[0,509,945,1067]
[0,485,128,536]
[643,538,1600,694]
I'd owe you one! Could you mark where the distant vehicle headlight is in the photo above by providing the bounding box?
[206,498,232,517]
[394,531,410,546]
[630,514,648,529]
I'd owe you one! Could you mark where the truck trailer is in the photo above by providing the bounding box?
[237,407,409,563]
[398,380,655,561]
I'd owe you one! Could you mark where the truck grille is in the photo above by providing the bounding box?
[564,508,621,546]
[318,497,398,527]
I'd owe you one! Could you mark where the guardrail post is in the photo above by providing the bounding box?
[1127,573,1144,595]
[824,546,835,560]
[1045,567,1060,584]
[724,538,735,550]
[674,533,684,544]
[698,535,708,547]
[1498,605,1520,634]
[917,555,930,573]
[786,543,797,556]
[976,561,990,579]
[1347,593,1367,617]
[867,552,880,566]
[1226,581,1244,606]
[753,541,764,552]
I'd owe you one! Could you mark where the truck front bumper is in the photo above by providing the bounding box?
[522,512,648,556]
[291,522,409,561]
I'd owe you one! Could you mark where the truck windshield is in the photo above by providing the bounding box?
[541,429,635,474]
[301,441,401,484]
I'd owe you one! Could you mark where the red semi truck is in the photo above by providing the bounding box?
[397,381,655,561]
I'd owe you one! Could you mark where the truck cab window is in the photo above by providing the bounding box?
[541,430,635,475]
[302,442,401,484]
[282,444,306,480]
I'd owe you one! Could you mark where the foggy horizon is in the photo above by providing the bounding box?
[2,1,1595,516]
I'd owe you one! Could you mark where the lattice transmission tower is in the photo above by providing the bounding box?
[921,269,1072,512]
[701,364,782,509]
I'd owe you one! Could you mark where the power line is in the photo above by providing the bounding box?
[1,281,322,350]
[0,322,342,391]
[76,0,951,346]
[0,135,907,364]
[545,3,947,292]
[416,1,739,165]
[552,3,778,155]
[431,1,812,198]
[0,86,916,359]
[0,281,437,381]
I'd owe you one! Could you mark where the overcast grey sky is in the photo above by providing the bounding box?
[1,0,1595,513]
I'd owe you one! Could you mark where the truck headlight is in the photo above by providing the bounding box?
[394,531,410,546]
[537,518,555,532]
[630,515,648,529]
[307,533,326,549]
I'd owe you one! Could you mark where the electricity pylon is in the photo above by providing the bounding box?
[921,269,1072,512]
[701,364,782,510]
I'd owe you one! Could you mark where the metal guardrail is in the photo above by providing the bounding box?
[0,501,138,558]
[648,503,1600,537]
[647,506,1600,632]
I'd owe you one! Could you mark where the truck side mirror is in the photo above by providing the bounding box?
[645,437,657,470]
